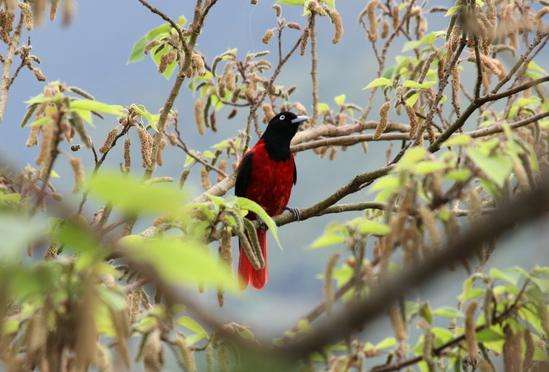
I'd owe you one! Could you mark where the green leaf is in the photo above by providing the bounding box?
[0,192,21,206]
[350,218,390,235]
[431,327,455,345]
[467,147,512,188]
[87,171,187,216]
[446,5,461,16]
[70,99,125,117]
[489,268,519,286]
[376,337,396,350]
[316,102,330,114]
[414,160,447,174]
[432,306,463,319]
[310,230,346,249]
[442,134,472,147]
[445,168,472,182]
[121,235,237,291]
[128,16,187,63]
[334,94,346,106]
[405,93,419,107]
[397,146,427,171]
[363,77,393,90]
[477,325,504,342]
[235,197,281,249]
[178,316,208,345]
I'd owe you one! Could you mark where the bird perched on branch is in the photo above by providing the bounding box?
[235,112,308,289]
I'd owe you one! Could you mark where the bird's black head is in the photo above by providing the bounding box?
[261,111,308,161]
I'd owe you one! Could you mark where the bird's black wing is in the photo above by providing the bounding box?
[293,161,297,185]
[235,152,253,197]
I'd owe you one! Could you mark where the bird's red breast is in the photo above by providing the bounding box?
[242,139,296,216]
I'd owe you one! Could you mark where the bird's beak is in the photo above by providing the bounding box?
[291,115,309,125]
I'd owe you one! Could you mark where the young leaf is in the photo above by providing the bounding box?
[235,197,281,249]
[120,236,237,291]
[70,99,125,117]
[87,171,187,215]
[363,77,393,90]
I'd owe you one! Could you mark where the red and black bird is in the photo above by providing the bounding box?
[235,111,308,289]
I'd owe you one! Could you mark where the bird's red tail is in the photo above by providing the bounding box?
[238,229,268,290]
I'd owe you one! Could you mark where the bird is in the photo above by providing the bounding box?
[235,111,308,289]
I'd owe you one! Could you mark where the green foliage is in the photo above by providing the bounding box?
[87,171,188,216]
[128,15,187,79]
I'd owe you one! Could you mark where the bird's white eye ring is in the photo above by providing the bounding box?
[279,114,285,120]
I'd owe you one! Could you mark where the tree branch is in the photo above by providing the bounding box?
[276,175,549,359]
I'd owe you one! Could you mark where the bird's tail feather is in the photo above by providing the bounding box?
[238,229,268,290]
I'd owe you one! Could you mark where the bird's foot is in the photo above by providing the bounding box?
[284,207,302,221]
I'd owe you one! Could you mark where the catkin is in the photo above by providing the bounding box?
[418,206,441,249]
[194,99,206,135]
[324,253,340,314]
[465,302,479,362]
[287,22,300,30]
[217,160,227,182]
[191,52,205,76]
[217,227,232,306]
[143,329,164,372]
[422,330,435,371]
[70,157,84,193]
[262,28,274,44]
[261,103,275,123]
[175,337,197,372]
[93,342,112,372]
[123,139,131,172]
[389,305,407,342]
[503,326,522,372]
[381,20,389,38]
[325,7,343,44]
[391,6,400,32]
[366,0,379,42]
[374,101,390,139]
[523,330,534,371]
[156,138,165,166]
[272,4,281,17]
[299,29,309,56]
[200,167,211,190]
[26,125,40,147]
[405,104,418,138]
[99,128,118,154]
[36,122,55,166]
[137,127,153,169]
[18,2,33,30]
[223,65,236,91]
[61,0,73,26]
[451,65,460,113]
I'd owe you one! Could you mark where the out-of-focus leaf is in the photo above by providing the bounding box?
[310,226,346,249]
[432,306,463,319]
[178,316,208,345]
[442,134,471,147]
[120,236,237,291]
[87,171,187,216]
[397,146,427,171]
[467,148,512,188]
[349,218,390,235]
[0,214,48,261]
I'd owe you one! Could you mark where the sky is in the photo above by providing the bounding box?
[1,0,548,355]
